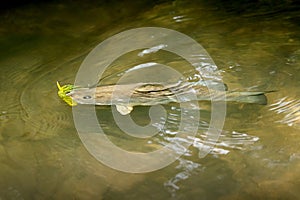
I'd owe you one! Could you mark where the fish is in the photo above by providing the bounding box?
[57,81,268,115]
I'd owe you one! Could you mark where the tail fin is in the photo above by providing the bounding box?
[228,92,267,105]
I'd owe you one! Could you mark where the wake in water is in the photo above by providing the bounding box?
[269,97,300,127]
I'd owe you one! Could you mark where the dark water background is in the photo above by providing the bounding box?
[0,0,300,199]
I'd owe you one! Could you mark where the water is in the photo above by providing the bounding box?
[1,0,300,199]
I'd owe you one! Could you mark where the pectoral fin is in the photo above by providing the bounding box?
[116,105,133,115]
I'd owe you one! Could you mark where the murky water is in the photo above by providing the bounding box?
[1,0,300,199]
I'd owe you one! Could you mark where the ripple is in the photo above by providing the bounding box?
[164,158,201,196]
[19,56,84,139]
[161,126,260,197]
[172,15,193,23]
[269,97,300,127]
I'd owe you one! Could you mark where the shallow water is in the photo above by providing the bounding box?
[1,0,300,199]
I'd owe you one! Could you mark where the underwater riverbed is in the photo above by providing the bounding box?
[0,0,300,199]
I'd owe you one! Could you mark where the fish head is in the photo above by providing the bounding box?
[67,88,97,105]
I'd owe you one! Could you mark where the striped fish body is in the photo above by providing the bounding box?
[68,81,267,109]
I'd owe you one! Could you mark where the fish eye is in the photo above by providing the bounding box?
[83,95,92,99]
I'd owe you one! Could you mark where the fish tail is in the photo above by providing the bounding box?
[228,91,268,105]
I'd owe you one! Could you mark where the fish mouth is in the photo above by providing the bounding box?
[66,91,74,96]
[56,81,77,106]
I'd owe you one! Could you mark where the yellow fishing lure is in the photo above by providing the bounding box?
[56,81,77,106]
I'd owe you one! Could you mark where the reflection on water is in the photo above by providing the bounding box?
[270,97,300,127]
[0,0,300,199]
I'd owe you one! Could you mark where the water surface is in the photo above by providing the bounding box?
[0,0,300,199]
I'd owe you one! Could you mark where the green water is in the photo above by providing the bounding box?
[1,0,300,199]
